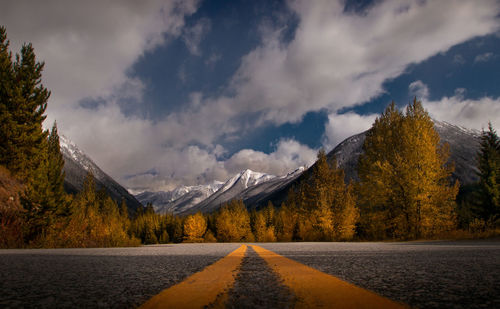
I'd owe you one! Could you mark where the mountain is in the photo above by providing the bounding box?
[135,181,223,214]
[60,135,142,214]
[136,168,305,215]
[186,169,276,214]
[246,120,482,209]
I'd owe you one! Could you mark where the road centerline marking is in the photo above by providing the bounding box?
[140,244,247,309]
[251,245,407,308]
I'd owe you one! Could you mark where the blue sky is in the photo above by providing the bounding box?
[2,0,500,191]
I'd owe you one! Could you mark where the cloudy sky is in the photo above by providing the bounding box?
[1,0,500,192]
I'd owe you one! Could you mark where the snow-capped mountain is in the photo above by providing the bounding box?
[238,167,305,209]
[186,169,276,214]
[135,168,305,215]
[60,135,142,213]
[135,181,224,214]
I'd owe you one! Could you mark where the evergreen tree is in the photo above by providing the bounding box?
[47,121,67,214]
[476,122,500,223]
[0,27,53,242]
[10,42,50,181]
[0,27,17,168]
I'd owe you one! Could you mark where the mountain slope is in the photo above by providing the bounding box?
[60,135,142,213]
[135,182,223,214]
[249,120,481,209]
[184,169,276,214]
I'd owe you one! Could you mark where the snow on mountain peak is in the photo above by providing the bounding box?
[219,169,275,192]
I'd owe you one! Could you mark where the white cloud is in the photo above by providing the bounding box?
[2,0,500,191]
[424,93,500,131]
[62,0,500,190]
[123,138,317,191]
[224,139,317,177]
[404,81,499,130]
[212,0,500,125]
[474,52,495,63]
[0,0,199,117]
[322,112,378,151]
[409,80,430,100]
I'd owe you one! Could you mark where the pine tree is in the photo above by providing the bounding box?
[358,99,458,239]
[0,27,53,243]
[0,27,17,168]
[10,42,50,181]
[47,121,67,214]
[476,122,500,223]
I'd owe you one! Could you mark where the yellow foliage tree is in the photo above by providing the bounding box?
[274,203,297,241]
[215,200,253,242]
[294,150,359,241]
[183,212,207,243]
[358,99,458,239]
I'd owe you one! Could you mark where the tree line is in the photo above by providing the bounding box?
[1,26,498,247]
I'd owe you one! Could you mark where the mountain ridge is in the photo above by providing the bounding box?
[60,135,142,214]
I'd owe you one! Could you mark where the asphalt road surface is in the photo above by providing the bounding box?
[0,240,499,308]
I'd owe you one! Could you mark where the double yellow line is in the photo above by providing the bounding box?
[140,244,407,309]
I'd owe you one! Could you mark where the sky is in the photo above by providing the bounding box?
[1,0,500,192]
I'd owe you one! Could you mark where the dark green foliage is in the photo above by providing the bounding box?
[47,122,68,215]
[476,123,500,223]
[0,27,17,168]
[0,26,53,242]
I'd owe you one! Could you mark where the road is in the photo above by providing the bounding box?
[0,240,499,308]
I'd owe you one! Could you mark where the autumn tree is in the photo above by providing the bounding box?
[290,150,358,241]
[274,202,297,241]
[357,99,458,240]
[476,122,500,223]
[183,212,207,242]
[215,200,253,242]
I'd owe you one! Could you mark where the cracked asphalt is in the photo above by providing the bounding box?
[0,240,498,308]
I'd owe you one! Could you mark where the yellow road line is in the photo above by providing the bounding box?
[140,244,247,309]
[251,245,408,309]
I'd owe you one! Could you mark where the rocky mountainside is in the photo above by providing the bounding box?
[188,169,276,214]
[136,168,305,215]
[60,135,142,214]
[135,182,223,214]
